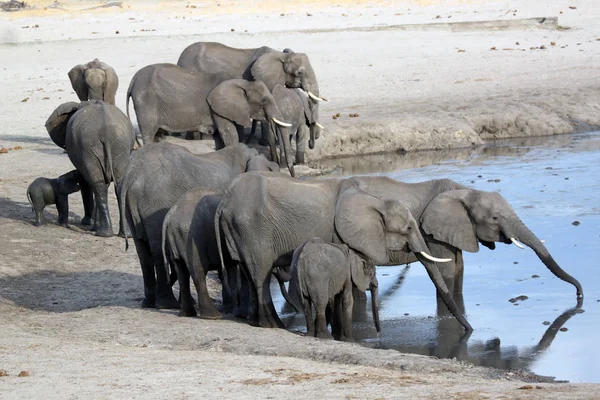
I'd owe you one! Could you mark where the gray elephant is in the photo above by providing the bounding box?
[120,141,279,310]
[161,158,280,318]
[348,176,583,305]
[289,237,380,341]
[125,63,296,177]
[45,100,136,237]
[177,42,325,150]
[270,85,321,165]
[215,173,466,330]
[68,59,119,105]
[26,169,93,227]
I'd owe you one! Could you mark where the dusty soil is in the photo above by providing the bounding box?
[1,0,600,398]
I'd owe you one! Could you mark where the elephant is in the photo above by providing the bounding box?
[270,85,321,165]
[177,42,325,150]
[68,59,119,105]
[26,169,93,227]
[289,237,380,341]
[161,161,281,319]
[45,100,136,237]
[348,176,584,307]
[125,63,296,177]
[119,141,280,310]
[215,172,469,330]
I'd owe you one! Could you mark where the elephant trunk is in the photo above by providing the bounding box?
[370,279,381,334]
[270,120,296,177]
[85,69,106,101]
[308,123,318,150]
[507,219,583,299]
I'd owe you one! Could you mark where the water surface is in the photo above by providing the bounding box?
[275,132,600,383]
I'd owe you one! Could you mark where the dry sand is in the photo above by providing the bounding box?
[1,0,600,398]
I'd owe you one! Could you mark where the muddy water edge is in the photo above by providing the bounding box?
[274,131,600,383]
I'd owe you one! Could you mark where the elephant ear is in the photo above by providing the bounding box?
[207,80,251,127]
[420,190,479,253]
[349,251,370,292]
[335,188,389,265]
[101,63,119,105]
[68,64,88,101]
[45,101,80,149]
[250,52,287,92]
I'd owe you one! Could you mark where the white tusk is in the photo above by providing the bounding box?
[308,91,323,102]
[272,117,292,127]
[316,122,324,130]
[419,251,452,263]
[510,237,525,249]
[541,239,546,243]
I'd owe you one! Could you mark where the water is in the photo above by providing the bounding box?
[274,132,600,383]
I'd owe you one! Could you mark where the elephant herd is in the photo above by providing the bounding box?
[28,41,584,343]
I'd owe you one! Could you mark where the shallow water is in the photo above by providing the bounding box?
[274,132,600,383]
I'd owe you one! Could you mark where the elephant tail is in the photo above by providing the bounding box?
[125,78,142,147]
[119,174,133,251]
[161,209,172,278]
[26,189,34,213]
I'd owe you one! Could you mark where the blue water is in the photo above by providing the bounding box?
[276,132,600,383]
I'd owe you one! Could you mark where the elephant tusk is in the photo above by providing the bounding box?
[541,239,546,243]
[316,122,325,130]
[419,251,452,263]
[510,237,525,249]
[308,91,324,102]
[320,95,329,102]
[272,117,292,127]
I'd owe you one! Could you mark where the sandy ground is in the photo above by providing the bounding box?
[1,0,600,398]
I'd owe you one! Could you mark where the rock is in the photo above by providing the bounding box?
[572,221,580,226]
[542,321,550,325]
[0,370,7,377]
[0,148,8,154]
[404,313,409,316]
[18,371,29,377]
[559,327,569,332]
[515,295,528,301]
[531,274,540,278]
[509,298,517,303]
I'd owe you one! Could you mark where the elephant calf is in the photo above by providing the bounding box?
[68,58,119,105]
[27,170,93,227]
[290,237,380,342]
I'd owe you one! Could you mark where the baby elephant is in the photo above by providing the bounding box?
[290,237,380,342]
[27,170,93,227]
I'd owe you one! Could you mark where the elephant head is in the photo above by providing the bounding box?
[56,170,83,195]
[45,101,80,149]
[207,79,295,177]
[246,153,280,172]
[68,59,119,105]
[250,51,324,99]
[420,189,583,299]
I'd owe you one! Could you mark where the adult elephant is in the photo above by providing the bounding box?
[125,63,295,177]
[45,100,135,237]
[68,59,119,105]
[215,172,471,330]
[120,142,279,310]
[349,176,584,304]
[177,42,326,149]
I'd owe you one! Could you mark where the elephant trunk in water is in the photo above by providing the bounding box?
[505,218,584,299]
[370,280,381,334]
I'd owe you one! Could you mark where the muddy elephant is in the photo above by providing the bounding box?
[27,169,93,227]
[177,42,325,150]
[125,63,296,176]
[68,59,119,105]
[120,142,279,310]
[289,237,380,341]
[216,172,469,330]
[271,85,321,165]
[45,100,135,237]
[349,176,584,305]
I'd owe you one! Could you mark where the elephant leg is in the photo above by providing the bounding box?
[296,125,307,165]
[247,263,283,328]
[303,298,315,337]
[330,295,341,340]
[339,285,355,342]
[174,259,197,317]
[93,183,113,237]
[154,256,180,310]
[134,238,157,308]
[190,264,221,319]
[234,265,253,319]
[80,180,94,226]
[315,299,333,340]
[212,115,240,148]
[34,206,44,226]
[56,194,69,227]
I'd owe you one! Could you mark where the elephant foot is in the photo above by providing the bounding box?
[117,230,131,239]
[233,307,251,320]
[141,297,156,309]
[34,221,44,227]
[95,226,113,237]
[252,314,285,329]
[155,294,181,310]
[178,307,197,317]
[81,216,93,226]
[316,331,334,340]
[60,223,70,228]
[198,306,222,320]
[339,335,355,343]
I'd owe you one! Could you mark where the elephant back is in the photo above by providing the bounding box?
[45,101,80,149]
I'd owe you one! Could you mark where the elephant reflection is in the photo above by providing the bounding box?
[350,270,583,371]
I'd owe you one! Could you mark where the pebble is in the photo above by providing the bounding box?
[559,327,569,332]
[572,221,580,226]
[532,274,540,278]
[542,321,550,325]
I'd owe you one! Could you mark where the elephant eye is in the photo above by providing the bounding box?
[492,216,498,220]
[261,97,268,105]
[296,69,304,76]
